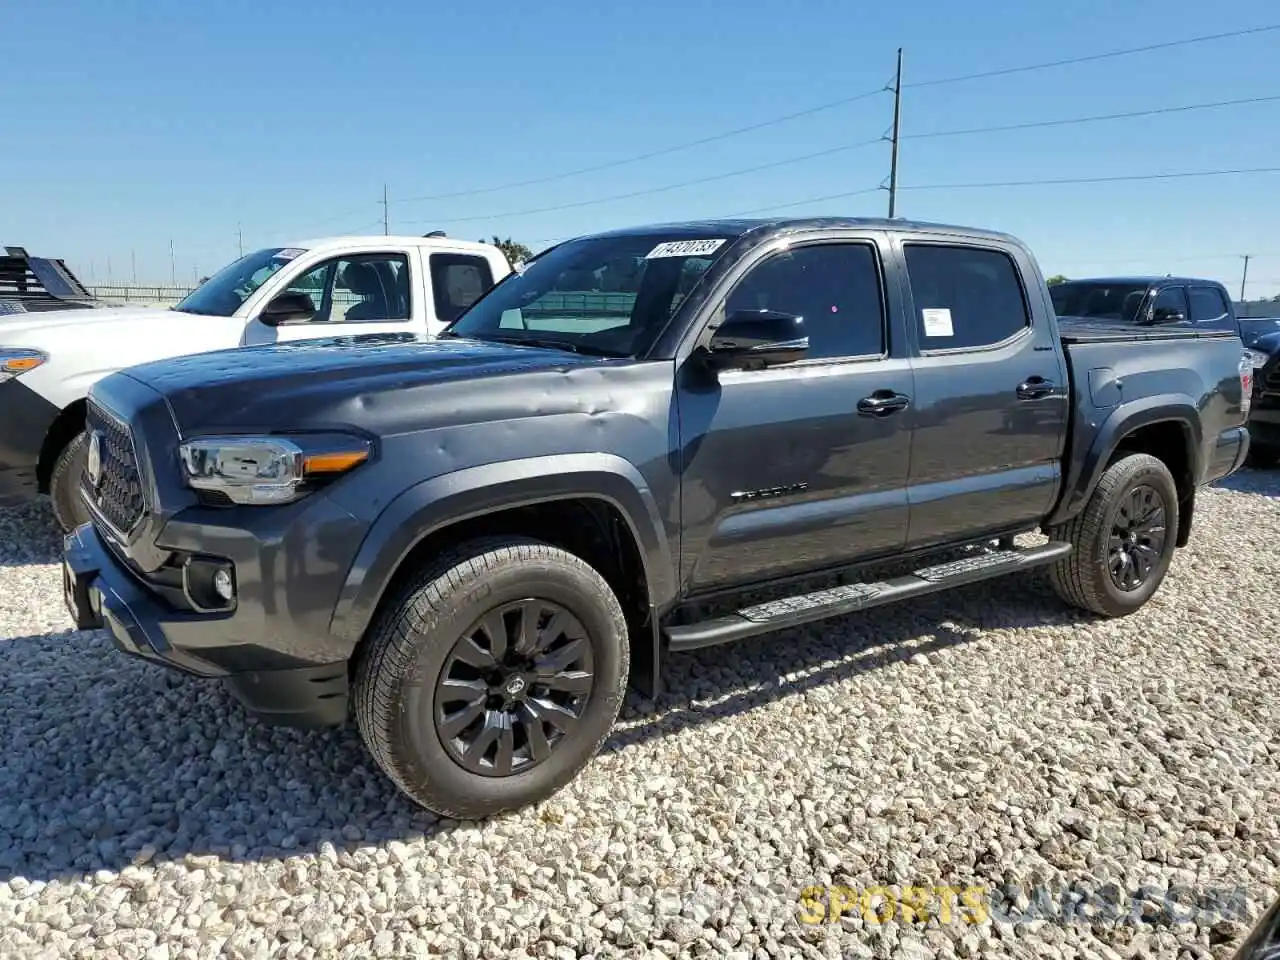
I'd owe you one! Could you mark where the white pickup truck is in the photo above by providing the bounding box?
[0,233,512,531]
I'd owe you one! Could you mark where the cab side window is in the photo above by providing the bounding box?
[432,254,494,324]
[903,244,1029,350]
[724,243,885,359]
[280,254,410,323]
[1152,286,1189,323]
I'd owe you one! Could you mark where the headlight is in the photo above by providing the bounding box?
[1245,348,1271,370]
[178,435,371,505]
[0,348,47,383]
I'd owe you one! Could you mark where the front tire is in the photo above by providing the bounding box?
[353,536,629,819]
[1247,445,1280,470]
[1047,453,1179,617]
[49,430,91,534]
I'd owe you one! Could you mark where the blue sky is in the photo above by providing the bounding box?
[4,0,1279,298]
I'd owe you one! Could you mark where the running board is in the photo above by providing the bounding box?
[665,541,1072,652]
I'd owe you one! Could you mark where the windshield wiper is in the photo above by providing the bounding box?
[465,333,625,358]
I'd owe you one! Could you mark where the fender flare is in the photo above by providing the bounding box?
[328,452,675,645]
[1049,393,1201,528]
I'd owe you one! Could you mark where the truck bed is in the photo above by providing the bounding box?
[1056,316,1239,343]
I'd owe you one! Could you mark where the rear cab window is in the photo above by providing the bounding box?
[431,254,495,324]
[903,244,1030,350]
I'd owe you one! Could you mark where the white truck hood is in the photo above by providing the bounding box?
[2,305,246,409]
[0,304,213,338]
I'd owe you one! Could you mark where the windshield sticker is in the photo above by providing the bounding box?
[273,248,306,261]
[644,239,726,260]
[922,308,954,337]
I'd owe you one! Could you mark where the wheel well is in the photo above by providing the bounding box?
[360,497,652,660]
[36,399,86,493]
[1107,419,1194,546]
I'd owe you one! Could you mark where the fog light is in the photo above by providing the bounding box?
[182,557,237,612]
[213,568,235,602]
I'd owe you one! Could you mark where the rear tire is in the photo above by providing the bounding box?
[353,536,629,819]
[49,430,91,534]
[1047,453,1179,617]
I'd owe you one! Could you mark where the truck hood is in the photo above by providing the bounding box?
[1239,317,1280,351]
[116,333,618,435]
[0,304,215,340]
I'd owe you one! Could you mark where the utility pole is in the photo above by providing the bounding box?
[238,223,244,257]
[381,184,390,235]
[1241,254,1251,302]
[131,249,137,284]
[107,255,113,283]
[887,47,904,219]
[169,239,176,286]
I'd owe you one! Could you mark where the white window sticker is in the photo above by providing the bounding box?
[645,239,726,259]
[922,307,954,337]
[273,248,306,261]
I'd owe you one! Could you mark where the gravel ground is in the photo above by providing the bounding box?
[1,472,1278,960]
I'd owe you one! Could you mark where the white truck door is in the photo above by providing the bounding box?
[242,245,423,346]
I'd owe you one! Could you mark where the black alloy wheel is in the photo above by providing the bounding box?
[435,598,595,777]
[1107,483,1168,591]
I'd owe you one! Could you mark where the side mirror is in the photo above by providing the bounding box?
[704,309,808,370]
[1151,306,1187,325]
[258,291,317,326]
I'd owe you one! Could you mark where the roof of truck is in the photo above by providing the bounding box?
[582,216,1022,244]
[279,234,499,253]
[1056,276,1229,287]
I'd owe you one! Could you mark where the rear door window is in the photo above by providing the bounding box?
[903,244,1030,350]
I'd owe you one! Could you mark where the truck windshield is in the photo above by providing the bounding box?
[174,247,307,317]
[444,234,731,357]
[1050,281,1150,322]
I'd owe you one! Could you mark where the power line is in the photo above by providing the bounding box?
[899,165,1280,191]
[724,186,884,217]
[716,166,1280,218]
[906,23,1280,88]
[409,94,1280,227]
[904,94,1280,140]
[395,90,888,205]
[403,138,885,226]
[390,22,1277,208]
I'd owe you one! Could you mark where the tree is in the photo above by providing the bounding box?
[1046,275,1069,286]
[485,236,533,265]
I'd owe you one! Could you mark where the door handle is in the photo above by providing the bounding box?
[1016,376,1055,401]
[857,391,910,417]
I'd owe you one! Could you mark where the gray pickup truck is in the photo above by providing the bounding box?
[62,217,1251,818]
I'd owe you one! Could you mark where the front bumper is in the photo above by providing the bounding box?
[63,523,350,728]
[1247,397,1280,450]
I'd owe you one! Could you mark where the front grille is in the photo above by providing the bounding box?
[84,400,147,533]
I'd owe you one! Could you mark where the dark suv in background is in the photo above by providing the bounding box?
[1050,276,1280,466]
[1049,275,1240,333]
